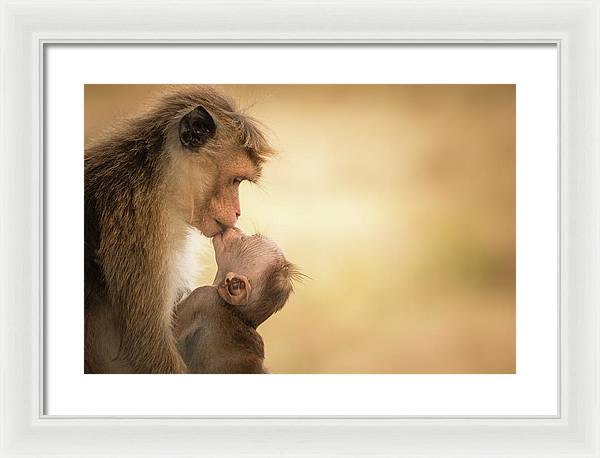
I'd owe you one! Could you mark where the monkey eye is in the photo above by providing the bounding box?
[232,177,244,185]
[227,278,245,296]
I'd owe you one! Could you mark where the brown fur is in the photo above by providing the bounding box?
[175,287,266,373]
[84,86,274,373]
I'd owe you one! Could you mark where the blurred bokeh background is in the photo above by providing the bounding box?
[85,84,515,373]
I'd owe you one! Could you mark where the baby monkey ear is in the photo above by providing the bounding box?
[179,105,216,149]
[218,272,252,306]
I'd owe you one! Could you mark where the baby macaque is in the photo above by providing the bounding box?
[174,228,300,373]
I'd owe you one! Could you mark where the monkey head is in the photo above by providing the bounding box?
[212,227,300,327]
[162,87,274,237]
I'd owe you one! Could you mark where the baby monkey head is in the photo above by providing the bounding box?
[212,228,300,327]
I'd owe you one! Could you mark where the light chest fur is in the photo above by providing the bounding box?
[170,226,210,306]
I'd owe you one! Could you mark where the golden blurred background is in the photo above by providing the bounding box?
[85,84,515,373]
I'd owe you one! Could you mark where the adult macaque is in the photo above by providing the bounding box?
[85,86,274,373]
[175,228,300,373]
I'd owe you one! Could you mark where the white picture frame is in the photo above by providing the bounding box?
[1,1,598,456]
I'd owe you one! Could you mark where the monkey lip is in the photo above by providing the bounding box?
[213,227,244,249]
[204,219,228,239]
[214,220,228,234]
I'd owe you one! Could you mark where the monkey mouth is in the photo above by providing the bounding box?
[215,220,228,233]
[201,220,227,238]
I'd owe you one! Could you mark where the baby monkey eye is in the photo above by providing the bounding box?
[227,278,245,296]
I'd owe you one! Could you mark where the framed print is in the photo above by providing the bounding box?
[47,47,554,417]
[1,1,599,457]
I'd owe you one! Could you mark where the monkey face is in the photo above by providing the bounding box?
[177,104,263,237]
[192,154,260,237]
[212,228,296,327]
[212,227,283,288]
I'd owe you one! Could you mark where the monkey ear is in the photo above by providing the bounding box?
[179,105,216,149]
[217,272,252,306]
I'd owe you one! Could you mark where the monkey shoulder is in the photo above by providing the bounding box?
[229,324,264,359]
[174,286,219,337]
[212,310,266,373]
[222,325,265,374]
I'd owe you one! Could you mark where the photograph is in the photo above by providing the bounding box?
[84,83,515,374]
